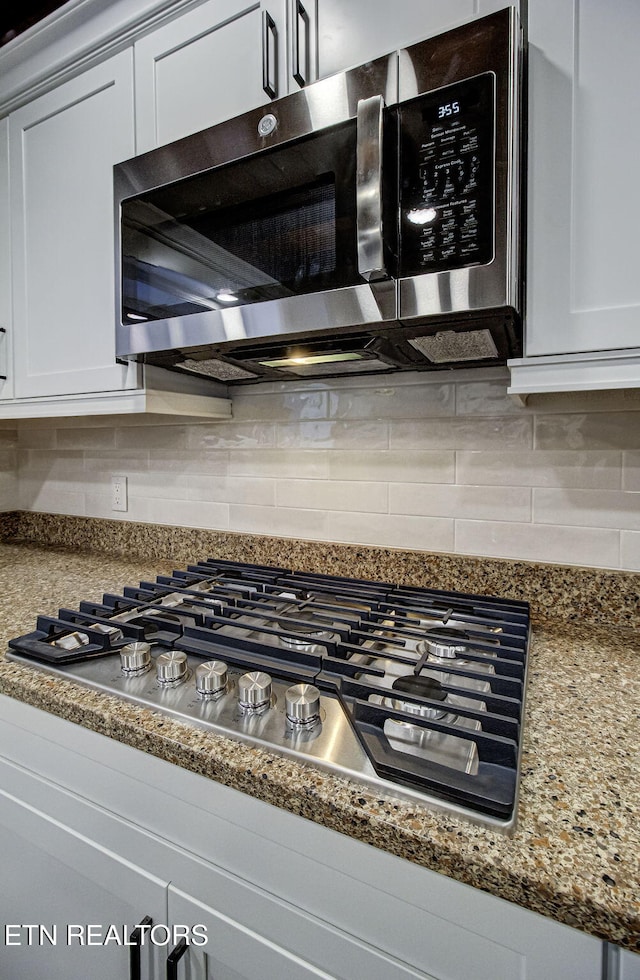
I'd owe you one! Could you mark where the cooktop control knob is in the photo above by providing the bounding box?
[285,683,321,727]
[195,660,228,698]
[120,641,151,674]
[238,671,272,711]
[156,651,188,684]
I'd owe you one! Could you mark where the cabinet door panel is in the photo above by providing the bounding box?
[10,50,138,398]
[0,117,12,400]
[0,792,167,980]
[317,0,512,77]
[168,884,431,980]
[526,0,640,355]
[135,0,288,153]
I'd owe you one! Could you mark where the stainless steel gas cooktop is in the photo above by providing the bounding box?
[7,559,531,832]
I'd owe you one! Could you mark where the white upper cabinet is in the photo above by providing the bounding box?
[510,0,640,393]
[9,49,139,399]
[0,118,12,401]
[134,0,318,153]
[526,0,639,356]
[317,0,516,77]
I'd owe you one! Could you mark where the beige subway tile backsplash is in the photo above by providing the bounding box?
[187,422,277,450]
[231,388,328,422]
[533,488,640,532]
[327,380,454,420]
[229,449,327,479]
[328,450,454,483]
[390,483,531,522]
[188,475,275,506]
[455,519,621,568]
[277,419,388,450]
[456,450,622,489]
[276,479,388,513]
[11,370,640,570]
[621,531,640,571]
[389,415,534,451]
[229,503,328,539]
[535,412,640,451]
[327,512,455,551]
[622,451,640,491]
[57,427,117,450]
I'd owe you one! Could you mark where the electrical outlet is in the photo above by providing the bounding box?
[111,474,128,512]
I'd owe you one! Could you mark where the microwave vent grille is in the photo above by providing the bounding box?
[408,329,499,364]
[177,358,258,381]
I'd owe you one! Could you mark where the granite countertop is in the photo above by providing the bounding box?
[0,539,638,954]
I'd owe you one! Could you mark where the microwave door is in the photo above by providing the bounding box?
[117,98,398,359]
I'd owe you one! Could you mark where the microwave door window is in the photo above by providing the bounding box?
[121,122,359,325]
[122,200,281,319]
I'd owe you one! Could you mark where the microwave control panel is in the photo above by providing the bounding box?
[399,72,495,277]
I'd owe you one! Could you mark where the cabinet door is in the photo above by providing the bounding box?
[167,884,431,980]
[317,0,515,77]
[616,947,640,979]
[0,117,12,400]
[0,793,167,980]
[134,0,291,153]
[9,49,139,399]
[526,0,640,356]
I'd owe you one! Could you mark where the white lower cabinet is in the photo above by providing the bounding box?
[0,117,11,402]
[0,793,168,980]
[0,694,609,980]
[613,947,640,980]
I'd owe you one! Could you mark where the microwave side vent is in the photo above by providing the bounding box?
[408,329,499,364]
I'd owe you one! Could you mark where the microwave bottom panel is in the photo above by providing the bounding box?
[137,310,522,385]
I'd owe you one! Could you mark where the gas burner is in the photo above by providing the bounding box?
[188,580,217,593]
[389,674,449,721]
[279,623,336,652]
[418,627,472,660]
[156,592,225,612]
[411,628,499,678]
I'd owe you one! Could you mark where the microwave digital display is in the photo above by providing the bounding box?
[399,72,495,276]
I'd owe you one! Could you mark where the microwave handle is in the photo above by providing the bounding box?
[356,95,387,281]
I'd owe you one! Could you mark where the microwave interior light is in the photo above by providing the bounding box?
[258,352,365,368]
[215,290,239,303]
[125,311,149,321]
[406,207,438,225]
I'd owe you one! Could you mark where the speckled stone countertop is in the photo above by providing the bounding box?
[0,537,639,954]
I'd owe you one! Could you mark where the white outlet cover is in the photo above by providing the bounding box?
[111,474,128,512]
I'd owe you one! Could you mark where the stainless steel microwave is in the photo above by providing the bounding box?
[114,7,524,385]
